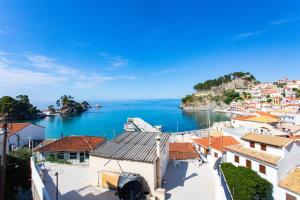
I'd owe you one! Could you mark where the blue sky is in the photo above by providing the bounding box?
[1,0,300,106]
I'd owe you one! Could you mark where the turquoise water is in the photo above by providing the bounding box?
[32,99,230,139]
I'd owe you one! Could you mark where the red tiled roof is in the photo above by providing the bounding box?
[255,111,279,119]
[169,142,199,160]
[231,115,254,121]
[0,122,44,137]
[36,136,105,152]
[193,136,240,153]
[7,123,31,137]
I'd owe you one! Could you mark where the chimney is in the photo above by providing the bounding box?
[155,135,161,188]
[156,135,161,158]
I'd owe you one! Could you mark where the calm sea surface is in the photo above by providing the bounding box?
[32,99,230,139]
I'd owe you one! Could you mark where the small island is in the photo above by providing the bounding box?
[48,95,91,117]
[0,95,42,121]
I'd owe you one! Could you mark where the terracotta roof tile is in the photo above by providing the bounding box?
[254,111,279,119]
[225,144,281,166]
[37,136,105,152]
[279,168,300,195]
[169,142,199,160]
[193,136,240,153]
[242,133,292,147]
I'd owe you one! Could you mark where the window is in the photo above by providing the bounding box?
[246,159,252,169]
[234,155,239,163]
[250,142,255,148]
[286,193,296,200]
[70,152,77,159]
[214,152,218,158]
[57,152,64,159]
[261,144,267,151]
[259,164,266,174]
[85,152,89,158]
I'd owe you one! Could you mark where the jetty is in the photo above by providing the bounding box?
[124,117,161,132]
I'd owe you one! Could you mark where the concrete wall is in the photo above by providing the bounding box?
[30,157,51,200]
[8,124,45,149]
[277,141,300,181]
[89,156,156,193]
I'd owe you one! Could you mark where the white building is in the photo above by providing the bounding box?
[89,131,170,200]
[225,133,300,199]
[0,123,45,153]
[193,136,240,166]
[231,112,283,135]
[35,136,105,165]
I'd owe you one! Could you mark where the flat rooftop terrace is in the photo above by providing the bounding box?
[42,162,118,200]
[163,160,216,200]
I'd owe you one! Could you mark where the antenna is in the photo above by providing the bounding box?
[176,120,179,132]
[207,109,211,150]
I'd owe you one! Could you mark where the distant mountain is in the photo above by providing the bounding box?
[181,72,258,110]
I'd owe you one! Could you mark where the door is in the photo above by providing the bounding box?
[80,152,84,163]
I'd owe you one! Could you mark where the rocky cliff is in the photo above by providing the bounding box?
[181,72,257,110]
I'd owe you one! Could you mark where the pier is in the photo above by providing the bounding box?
[124,117,161,132]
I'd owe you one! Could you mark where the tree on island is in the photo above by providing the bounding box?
[48,105,56,114]
[55,95,90,116]
[0,95,40,120]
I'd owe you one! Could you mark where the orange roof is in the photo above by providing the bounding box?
[225,144,281,166]
[36,136,105,152]
[169,142,199,160]
[242,133,292,147]
[255,111,279,119]
[279,168,300,195]
[231,115,254,121]
[193,136,240,153]
[7,123,31,137]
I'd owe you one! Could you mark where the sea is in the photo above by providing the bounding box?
[32,99,231,139]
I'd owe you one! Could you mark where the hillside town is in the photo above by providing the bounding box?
[1,76,300,200]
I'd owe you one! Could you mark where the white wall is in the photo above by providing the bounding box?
[244,141,285,157]
[8,124,45,149]
[30,157,51,200]
[277,141,300,181]
[278,188,300,200]
[89,156,156,193]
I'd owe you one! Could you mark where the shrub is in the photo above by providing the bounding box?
[221,163,273,200]
[47,156,72,164]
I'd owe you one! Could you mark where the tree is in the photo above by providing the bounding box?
[48,105,56,114]
[221,163,273,200]
[5,148,32,200]
[0,95,40,120]
[193,72,257,92]
[53,95,90,117]
[223,90,240,105]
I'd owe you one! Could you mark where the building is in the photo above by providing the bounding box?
[35,136,105,165]
[169,142,199,160]
[231,113,281,135]
[224,133,300,199]
[278,167,300,200]
[193,136,240,165]
[89,131,170,199]
[0,123,45,153]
